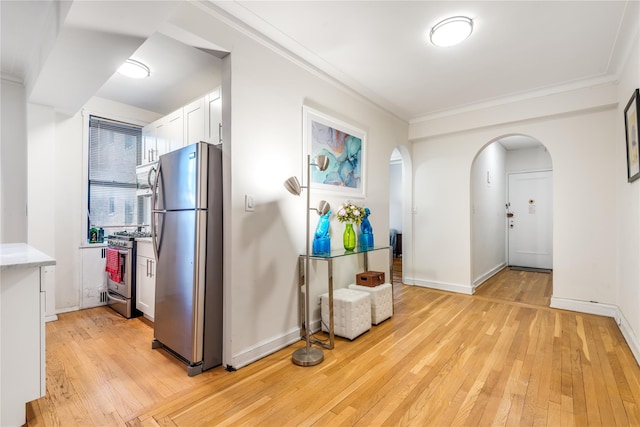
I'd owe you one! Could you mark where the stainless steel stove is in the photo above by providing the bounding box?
[108,230,152,243]
[105,231,151,318]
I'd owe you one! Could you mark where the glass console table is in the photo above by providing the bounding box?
[298,245,392,350]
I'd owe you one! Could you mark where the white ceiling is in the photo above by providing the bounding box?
[1,1,638,125]
[94,33,223,115]
[217,1,639,121]
[496,135,544,151]
[0,0,224,116]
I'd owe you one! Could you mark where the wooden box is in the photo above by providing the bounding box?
[356,271,385,287]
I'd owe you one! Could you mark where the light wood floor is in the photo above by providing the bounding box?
[27,263,640,426]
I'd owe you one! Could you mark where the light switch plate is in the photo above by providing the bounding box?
[245,194,255,212]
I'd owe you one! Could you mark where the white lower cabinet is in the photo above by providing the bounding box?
[1,245,54,427]
[136,240,155,320]
[80,245,107,308]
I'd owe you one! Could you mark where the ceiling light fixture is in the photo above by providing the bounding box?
[118,59,150,79]
[429,16,474,47]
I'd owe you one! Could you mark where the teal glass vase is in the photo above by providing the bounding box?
[343,223,356,251]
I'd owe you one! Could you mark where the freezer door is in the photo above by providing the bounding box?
[153,209,207,365]
[156,142,209,211]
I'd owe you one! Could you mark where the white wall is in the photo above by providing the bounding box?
[10,0,634,370]
[52,110,83,309]
[471,142,506,286]
[615,30,640,362]
[28,97,161,310]
[0,79,28,243]
[168,2,409,368]
[3,0,408,371]
[506,146,552,172]
[27,103,56,256]
[410,88,618,302]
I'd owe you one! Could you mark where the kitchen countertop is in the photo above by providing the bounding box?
[1,243,56,270]
[136,237,152,243]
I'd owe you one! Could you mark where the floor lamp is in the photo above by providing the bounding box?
[284,154,330,366]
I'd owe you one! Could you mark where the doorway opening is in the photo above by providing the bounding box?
[389,146,412,289]
[471,134,553,306]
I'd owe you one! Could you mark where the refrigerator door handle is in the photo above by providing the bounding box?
[151,161,164,261]
[147,165,157,188]
[151,160,163,213]
[151,211,164,262]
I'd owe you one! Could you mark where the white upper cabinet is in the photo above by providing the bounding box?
[165,109,184,153]
[141,127,157,165]
[184,97,206,145]
[139,87,221,165]
[153,119,166,160]
[155,108,183,158]
[206,88,222,145]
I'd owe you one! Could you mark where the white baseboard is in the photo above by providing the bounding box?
[228,317,329,370]
[550,297,618,318]
[618,312,640,367]
[411,277,474,295]
[402,276,416,286]
[551,296,640,367]
[229,327,301,370]
[45,314,58,322]
[472,262,507,291]
[56,305,81,314]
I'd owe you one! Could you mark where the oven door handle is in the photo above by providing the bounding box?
[107,291,127,303]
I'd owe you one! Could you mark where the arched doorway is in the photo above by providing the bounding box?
[470,134,553,305]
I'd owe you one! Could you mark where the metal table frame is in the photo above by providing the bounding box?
[298,246,392,350]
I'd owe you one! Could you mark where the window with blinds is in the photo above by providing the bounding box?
[88,116,142,236]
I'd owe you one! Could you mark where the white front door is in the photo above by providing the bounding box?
[507,171,553,269]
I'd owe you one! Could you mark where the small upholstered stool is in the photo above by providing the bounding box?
[320,288,371,340]
[348,283,393,325]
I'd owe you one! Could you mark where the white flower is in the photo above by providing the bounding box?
[337,201,366,225]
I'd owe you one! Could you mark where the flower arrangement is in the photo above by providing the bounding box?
[336,201,366,225]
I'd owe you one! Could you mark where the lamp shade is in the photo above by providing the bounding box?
[284,176,302,195]
[315,155,330,172]
[316,200,331,216]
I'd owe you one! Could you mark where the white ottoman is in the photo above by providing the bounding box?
[348,283,393,325]
[320,288,371,340]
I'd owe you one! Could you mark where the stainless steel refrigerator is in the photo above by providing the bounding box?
[151,142,223,376]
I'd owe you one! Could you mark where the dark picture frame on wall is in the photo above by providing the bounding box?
[624,88,640,183]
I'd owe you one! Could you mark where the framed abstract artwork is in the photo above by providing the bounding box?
[302,106,366,197]
[625,88,640,183]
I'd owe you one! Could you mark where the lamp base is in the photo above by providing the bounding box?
[292,346,324,366]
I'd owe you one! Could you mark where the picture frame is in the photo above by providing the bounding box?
[302,105,366,197]
[624,88,640,183]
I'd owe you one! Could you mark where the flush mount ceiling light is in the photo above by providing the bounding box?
[118,59,150,78]
[429,16,474,47]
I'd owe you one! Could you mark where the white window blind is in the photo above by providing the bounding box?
[88,116,142,235]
